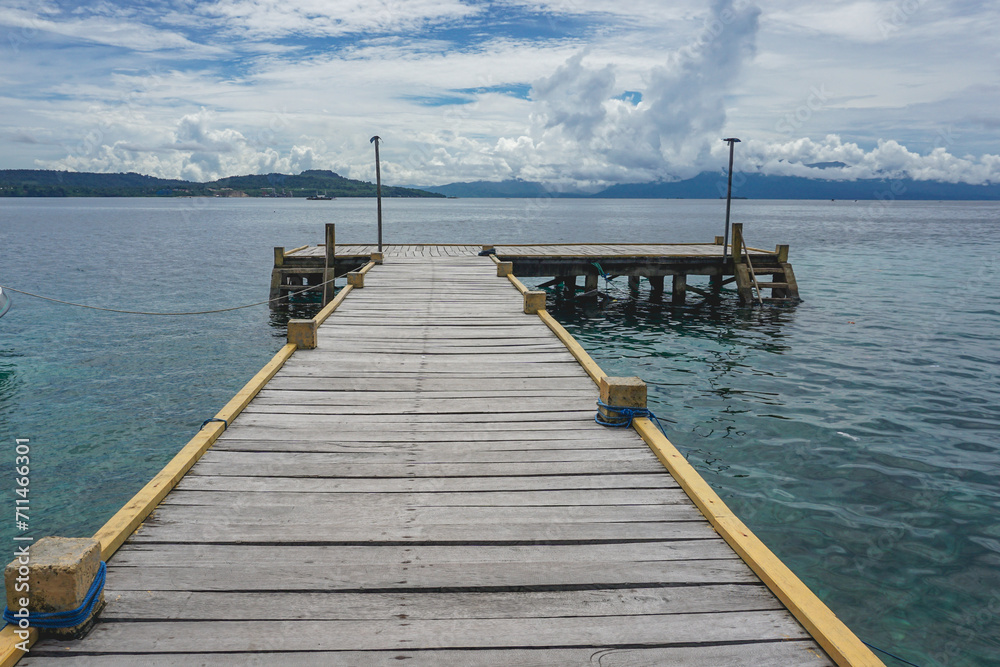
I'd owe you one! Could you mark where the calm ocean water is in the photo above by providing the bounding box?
[1,196,998,665]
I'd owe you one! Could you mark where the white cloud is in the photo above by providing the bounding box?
[4,0,1000,188]
[194,0,479,38]
[742,135,1000,185]
[0,6,222,54]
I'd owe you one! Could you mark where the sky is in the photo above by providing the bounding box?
[1,0,998,188]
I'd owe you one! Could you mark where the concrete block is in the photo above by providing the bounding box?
[496,261,513,277]
[347,271,365,288]
[523,291,546,314]
[287,319,317,349]
[4,536,103,638]
[598,376,646,424]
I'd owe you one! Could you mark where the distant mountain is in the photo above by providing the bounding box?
[213,170,442,198]
[4,168,999,200]
[0,170,192,197]
[595,173,1000,200]
[425,172,1000,200]
[0,169,444,198]
[418,179,589,198]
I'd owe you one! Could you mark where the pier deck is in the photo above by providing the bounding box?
[272,237,799,306]
[15,251,859,665]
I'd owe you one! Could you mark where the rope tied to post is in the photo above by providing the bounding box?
[2,561,106,629]
[200,417,229,431]
[595,399,672,432]
[0,267,357,317]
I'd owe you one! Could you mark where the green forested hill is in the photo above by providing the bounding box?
[0,169,443,198]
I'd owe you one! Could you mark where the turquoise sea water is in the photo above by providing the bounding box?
[1,197,998,666]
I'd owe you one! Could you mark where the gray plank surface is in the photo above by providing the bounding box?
[24,252,832,665]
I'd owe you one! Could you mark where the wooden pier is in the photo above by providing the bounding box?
[270,223,799,307]
[2,245,873,666]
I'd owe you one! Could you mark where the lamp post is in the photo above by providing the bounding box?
[370,135,383,252]
[722,137,741,265]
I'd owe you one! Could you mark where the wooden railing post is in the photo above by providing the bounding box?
[732,223,745,265]
[323,224,335,306]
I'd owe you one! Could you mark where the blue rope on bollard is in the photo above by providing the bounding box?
[595,400,673,432]
[2,561,106,629]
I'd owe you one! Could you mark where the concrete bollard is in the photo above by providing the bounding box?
[347,271,365,288]
[4,537,104,639]
[370,251,384,265]
[287,319,317,349]
[523,291,546,314]
[598,376,647,425]
[496,261,513,277]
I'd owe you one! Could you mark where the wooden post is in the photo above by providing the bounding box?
[598,376,646,425]
[4,537,104,639]
[780,262,800,299]
[523,291,546,314]
[347,271,364,288]
[268,247,285,309]
[648,275,664,294]
[371,251,384,265]
[715,236,725,245]
[735,264,754,303]
[672,274,687,304]
[776,244,789,263]
[732,223,745,265]
[323,224,335,306]
[584,274,598,293]
[496,261,513,277]
[287,319,317,349]
[628,276,640,294]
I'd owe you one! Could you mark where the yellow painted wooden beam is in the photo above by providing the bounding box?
[633,419,884,667]
[313,284,353,326]
[358,260,376,276]
[285,244,310,256]
[505,274,530,295]
[0,626,36,667]
[91,343,298,561]
[535,310,605,386]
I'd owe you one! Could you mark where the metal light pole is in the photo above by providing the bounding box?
[722,137,741,264]
[370,135,383,252]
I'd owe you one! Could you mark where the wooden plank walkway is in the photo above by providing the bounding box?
[20,253,835,665]
[288,243,772,259]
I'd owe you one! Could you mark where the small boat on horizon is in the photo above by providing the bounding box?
[307,191,334,200]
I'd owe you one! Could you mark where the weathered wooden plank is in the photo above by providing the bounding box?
[210,438,649,454]
[96,584,784,620]
[199,446,657,464]
[145,501,706,527]
[19,643,832,666]
[105,557,749,592]
[186,457,663,477]
[127,519,715,543]
[215,428,638,443]
[174,473,680,493]
[157,488,688,507]
[20,611,815,652]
